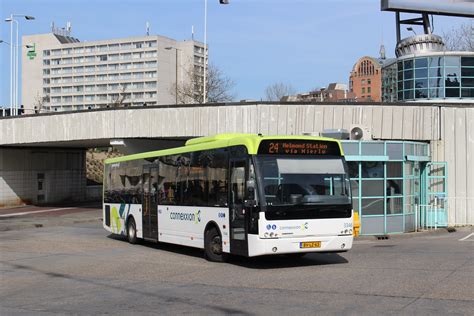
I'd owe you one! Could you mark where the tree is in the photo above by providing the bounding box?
[33,92,50,114]
[110,85,128,108]
[264,82,296,101]
[172,63,235,104]
[442,22,474,51]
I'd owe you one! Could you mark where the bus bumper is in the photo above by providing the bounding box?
[247,234,353,257]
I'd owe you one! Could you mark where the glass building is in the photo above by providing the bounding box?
[341,140,445,235]
[396,53,474,102]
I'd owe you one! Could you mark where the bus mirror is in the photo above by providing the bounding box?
[246,180,255,199]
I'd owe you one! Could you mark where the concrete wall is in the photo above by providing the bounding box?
[0,148,86,206]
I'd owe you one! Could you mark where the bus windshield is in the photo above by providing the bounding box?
[255,156,351,219]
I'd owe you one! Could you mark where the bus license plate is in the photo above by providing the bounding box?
[300,241,321,248]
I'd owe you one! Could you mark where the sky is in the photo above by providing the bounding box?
[0,0,472,106]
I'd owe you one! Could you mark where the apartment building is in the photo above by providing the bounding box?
[22,28,206,113]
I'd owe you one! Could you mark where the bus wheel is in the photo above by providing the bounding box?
[127,217,137,244]
[204,227,226,262]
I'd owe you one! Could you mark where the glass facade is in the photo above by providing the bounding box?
[342,141,430,235]
[397,55,474,101]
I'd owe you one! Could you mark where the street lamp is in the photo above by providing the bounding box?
[165,46,181,104]
[203,0,228,104]
[407,27,417,36]
[5,14,35,116]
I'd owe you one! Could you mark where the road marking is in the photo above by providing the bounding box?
[458,232,474,241]
[0,207,76,218]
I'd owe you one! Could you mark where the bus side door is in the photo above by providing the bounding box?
[142,165,158,241]
[229,159,249,256]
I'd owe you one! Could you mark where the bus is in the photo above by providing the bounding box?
[103,134,354,262]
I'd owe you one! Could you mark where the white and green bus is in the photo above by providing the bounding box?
[103,134,354,261]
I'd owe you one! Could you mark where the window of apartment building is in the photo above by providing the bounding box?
[108,44,119,51]
[133,62,143,69]
[120,63,132,70]
[74,47,84,54]
[108,84,119,91]
[62,48,72,55]
[133,82,144,89]
[51,59,60,65]
[97,64,107,72]
[121,73,132,80]
[50,78,60,84]
[74,57,84,63]
[85,56,95,63]
[84,65,95,73]
[51,68,61,75]
[63,86,73,93]
[97,74,107,81]
[133,92,144,99]
[62,58,72,65]
[109,73,119,80]
[42,69,50,75]
[51,87,61,94]
[367,87,371,93]
[97,94,107,101]
[145,71,157,78]
[73,86,84,92]
[85,75,95,82]
[146,41,157,48]
[85,95,95,101]
[63,77,73,83]
[97,84,107,91]
[135,42,143,48]
[368,79,372,85]
[51,97,61,103]
[133,72,143,79]
[144,51,157,58]
[74,76,84,83]
[85,46,95,53]
[98,55,108,62]
[109,64,119,70]
[362,87,366,94]
[109,93,119,100]
[145,61,157,68]
[74,95,84,102]
[63,96,72,102]
[85,85,94,92]
[133,52,143,59]
[109,54,119,61]
[43,88,50,94]
[120,53,132,60]
[121,43,132,50]
[145,81,157,89]
[63,67,73,74]
[43,50,51,56]
[122,83,132,90]
[97,45,108,52]
[361,79,366,85]
[43,60,50,66]
[146,92,157,99]
[51,49,61,56]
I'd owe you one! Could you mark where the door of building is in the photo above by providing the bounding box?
[422,162,448,228]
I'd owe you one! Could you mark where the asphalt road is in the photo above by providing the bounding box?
[0,207,473,315]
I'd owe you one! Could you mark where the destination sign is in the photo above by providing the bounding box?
[258,140,341,156]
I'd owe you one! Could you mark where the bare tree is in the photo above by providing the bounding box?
[442,22,474,51]
[264,82,296,101]
[33,92,49,114]
[110,85,128,108]
[171,63,235,104]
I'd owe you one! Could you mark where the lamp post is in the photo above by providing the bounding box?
[165,46,181,104]
[5,14,35,115]
[203,0,229,104]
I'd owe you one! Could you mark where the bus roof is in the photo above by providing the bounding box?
[105,133,344,164]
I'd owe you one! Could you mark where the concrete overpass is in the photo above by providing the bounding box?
[1,102,473,226]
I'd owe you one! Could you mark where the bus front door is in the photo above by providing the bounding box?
[229,159,249,256]
[142,165,158,241]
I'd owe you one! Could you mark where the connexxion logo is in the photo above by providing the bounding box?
[170,210,201,224]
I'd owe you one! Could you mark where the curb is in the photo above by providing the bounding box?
[355,227,455,241]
